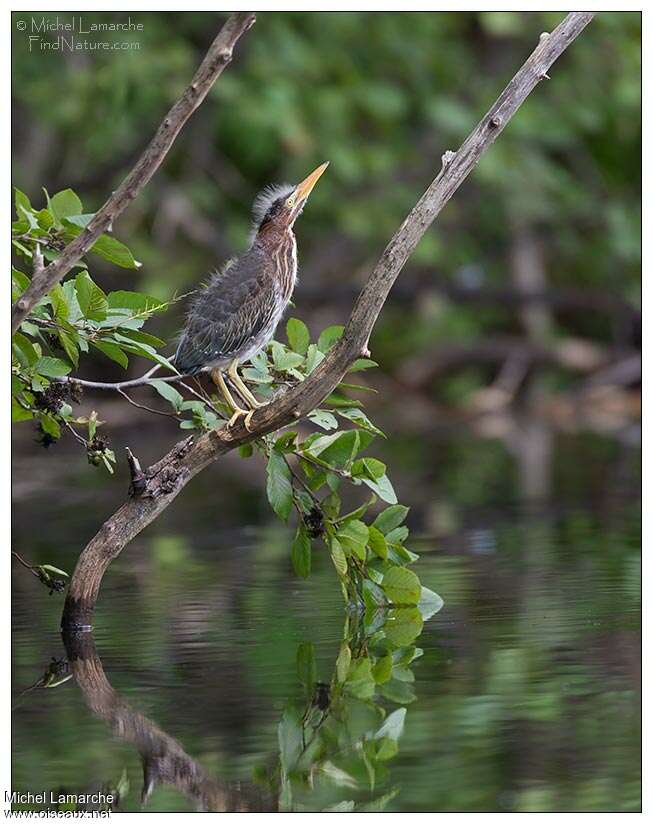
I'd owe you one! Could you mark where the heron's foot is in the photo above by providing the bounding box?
[227,407,256,431]
[228,360,265,410]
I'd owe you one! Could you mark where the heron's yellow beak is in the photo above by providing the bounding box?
[295,162,329,202]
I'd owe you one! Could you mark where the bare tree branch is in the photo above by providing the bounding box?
[11,11,256,335]
[61,12,594,632]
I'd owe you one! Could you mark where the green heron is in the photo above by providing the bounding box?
[175,162,329,428]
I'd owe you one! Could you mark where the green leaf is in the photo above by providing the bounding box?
[337,495,377,526]
[379,670,417,704]
[107,291,164,313]
[116,328,166,349]
[291,525,311,578]
[14,188,32,218]
[348,358,378,372]
[385,526,409,544]
[362,473,397,505]
[337,519,369,561]
[12,399,33,421]
[368,526,388,560]
[337,407,385,437]
[271,341,304,372]
[49,284,69,323]
[352,457,386,480]
[309,429,362,468]
[75,271,108,321]
[40,564,69,579]
[372,654,393,684]
[12,238,33,258]
[376,738,399,760]
[34,356,71,377]
[345,658,375,700]
[305,343,325,374]
[12,332,39,367]
[12,267,30,301]
[388,543,419,564]
[242,367,273,384]
[336,643,352,683]
[325,392,363,409]
[382,567,421,605]
[330,537,348,576]
[373,505,409,535]
[286,318,310,355]
[57,327,79,368]
[385,608,424,647]
[150,379,183,412]
[266,450,293,522]
[375,708,406,741]
[418,586,444,619]
[112,334,175,370]
[380,678,416,705]
[296,642,316,688]
[318,325,344,353]
[274,431,298,452]
[87,411,98,441]
[18,205,39,230]
[39,414,61,439]
[50,189,83,220]
[278,706,303,774]
[63,213,95,228]
[91,340,129,368]
[91,234,141,269]
[308,409,338,430]
[35,209,55,230]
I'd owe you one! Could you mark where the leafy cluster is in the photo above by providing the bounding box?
[12,186,176,469]
[12,552,69,596]
[181,315,432,608]
[260,595,441,811]
[141,309,434,606]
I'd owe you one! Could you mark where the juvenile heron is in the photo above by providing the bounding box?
[175,162,329,428]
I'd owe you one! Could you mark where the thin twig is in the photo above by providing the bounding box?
[284,455,321,504]
[11,12,256,335]
[185,378,224,418]
[12,551,38,575]
[117,388,182,420]
[62,419,88,447]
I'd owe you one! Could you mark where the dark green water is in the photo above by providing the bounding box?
[12,426,641,812]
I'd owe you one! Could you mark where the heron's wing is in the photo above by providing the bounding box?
[175,254,279,373]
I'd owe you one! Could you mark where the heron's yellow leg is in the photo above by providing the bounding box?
[228,359,264,409]
[210,369,255,430]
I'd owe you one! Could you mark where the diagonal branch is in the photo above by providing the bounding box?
[11,11,256,335]
[61,11,594,632]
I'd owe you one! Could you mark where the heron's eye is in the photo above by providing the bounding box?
[286,193,296,208]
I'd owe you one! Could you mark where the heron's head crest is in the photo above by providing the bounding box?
[251,184,295,230]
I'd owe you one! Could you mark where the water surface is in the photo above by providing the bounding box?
[12,427,641,812]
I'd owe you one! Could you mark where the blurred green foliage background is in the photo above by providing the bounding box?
[12,11,641,408]
[11,11,641,813]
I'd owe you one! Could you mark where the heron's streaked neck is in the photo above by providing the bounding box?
[254,221,296,252]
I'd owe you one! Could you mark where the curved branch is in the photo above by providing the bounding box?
[11,11,256,335]
[62,12,594,631]
[63,632,273,811]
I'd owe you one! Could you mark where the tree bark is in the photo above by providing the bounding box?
[61,11,594,632]
[11,12,256,335]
